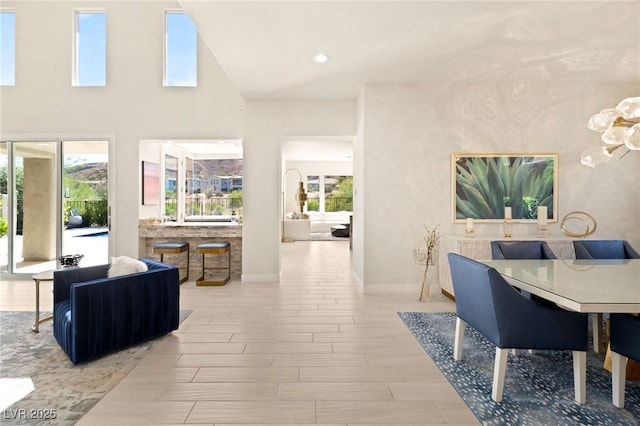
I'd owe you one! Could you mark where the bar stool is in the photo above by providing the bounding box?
[196,242,231,286]
[153,241,189,284]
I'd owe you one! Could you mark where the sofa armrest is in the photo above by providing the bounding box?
[53,264,110,305]
[141,258,173,271]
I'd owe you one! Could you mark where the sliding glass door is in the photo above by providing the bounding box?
[0,142,7,273]
[12,141,58,274]
[61,141,109,269]
[0,140,109,276]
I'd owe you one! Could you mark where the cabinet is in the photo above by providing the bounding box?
[437,235,575,299]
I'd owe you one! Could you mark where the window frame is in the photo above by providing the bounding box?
[163,9,198,87]
[72,8,107,87]
[0,9,16,87]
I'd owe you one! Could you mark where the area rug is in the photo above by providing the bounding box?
[0,310,191,426]
[399,312,640,425]
[310,232,348,241]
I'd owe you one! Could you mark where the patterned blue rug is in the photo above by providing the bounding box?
[399,312,640,425]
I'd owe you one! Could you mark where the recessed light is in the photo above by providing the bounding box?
[313,53,329,63]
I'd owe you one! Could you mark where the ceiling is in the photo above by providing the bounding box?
[180,0,640,101]
[178,0,639,162]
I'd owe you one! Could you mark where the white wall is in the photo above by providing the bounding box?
[242,100,357,281]
[360,81,640,288]
[352,91,366,286]
[0,1,244,258]
[3,2,638,289]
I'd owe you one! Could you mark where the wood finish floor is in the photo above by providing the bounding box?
[1,241,478,425]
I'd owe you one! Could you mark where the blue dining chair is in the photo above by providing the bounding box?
[573,239,640,354]
[573,240,640,260]
[491,240,557,304]
[447,253,589,403]
[491,240,557,260]
[609,313,640,408]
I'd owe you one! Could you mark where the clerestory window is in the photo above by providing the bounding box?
[0,10,16,86]
[73,10,106,87]
[164,11,197,87]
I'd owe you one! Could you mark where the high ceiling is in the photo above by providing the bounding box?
[180,0,640,100]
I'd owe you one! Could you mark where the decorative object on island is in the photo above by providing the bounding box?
[452,153,557,223]
[582,97,640,168]
[560,211,597,238]
[281,168,308,243]
[412,225,440,302]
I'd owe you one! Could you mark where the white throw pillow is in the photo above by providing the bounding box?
[108,256,148,278]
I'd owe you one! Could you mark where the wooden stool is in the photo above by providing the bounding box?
[153,242,189,284]
[196,242,231,286]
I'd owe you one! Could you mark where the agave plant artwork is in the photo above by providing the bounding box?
[454,154,557,221]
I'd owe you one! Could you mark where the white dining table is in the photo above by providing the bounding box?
[482,258,640,353]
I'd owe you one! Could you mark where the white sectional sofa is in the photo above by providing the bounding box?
[308,211,351,233]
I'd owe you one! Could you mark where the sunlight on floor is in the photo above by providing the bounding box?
[0,378,34,411]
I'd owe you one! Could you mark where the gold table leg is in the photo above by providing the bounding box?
[31,271,54,333]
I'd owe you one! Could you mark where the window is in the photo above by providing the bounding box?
[306,175,353,213]
[185,159,242,218]
[164,11,197,87]
[306,175,320,211]
[324,175,353,212]
[73,10,106,86]
[0,10,15,86]
[164,155,178,220]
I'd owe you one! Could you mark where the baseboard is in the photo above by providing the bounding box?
[241,273,279,282]
[362,284,417,293]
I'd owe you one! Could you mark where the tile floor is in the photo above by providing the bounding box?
[2,240,479,425]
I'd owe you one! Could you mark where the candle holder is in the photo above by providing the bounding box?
[537,206,548,238]
[465,218,475,238]
[503,219,513,238]
[537,224,548,238]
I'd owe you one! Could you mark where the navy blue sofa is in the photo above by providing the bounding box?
[53,258,180,364]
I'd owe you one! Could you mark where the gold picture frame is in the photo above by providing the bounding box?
[452,153,558,223]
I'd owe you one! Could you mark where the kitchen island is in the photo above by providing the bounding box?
[139,221,242,280]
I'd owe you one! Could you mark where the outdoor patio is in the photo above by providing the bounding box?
[0,227,109,275]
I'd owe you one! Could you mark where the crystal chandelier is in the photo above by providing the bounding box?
[581,96,640,168]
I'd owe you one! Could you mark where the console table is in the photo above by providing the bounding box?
[437,235,576,300]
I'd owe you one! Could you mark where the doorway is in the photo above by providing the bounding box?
[0,139,110,276]
[280,138,354,243]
